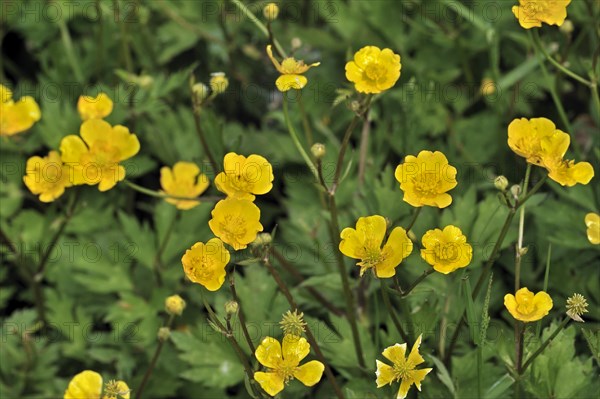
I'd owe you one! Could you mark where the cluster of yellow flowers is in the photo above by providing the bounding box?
[508,117,594,187]
[23,93,140,201]
[340,150,471,278]
[181,152,273,291]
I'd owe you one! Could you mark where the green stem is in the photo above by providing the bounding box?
[379,279,410,343]
[114,0,134,74]
[332,115,360,192]
[135,314,175,399]
[152,212,179,286]
[191,97,220,175]
[389,268,435,297]
[297,94,314,147]
[36,192,79,276]
[405,207,422,233]
[230,0,286,57]
[357,109,371,187]
[515,164,531,291]
[201,294,259,396]
[522,317,570,372]
[327,194,367,370]
[228,273,256,355]
[531,30,593,87]
[445,173,547,364]
[282,93,318,179]
[536,245,552,338]
[57,19,84,82]
[261,252,346,399]
[272,249,343,316]
[123,180,222,202]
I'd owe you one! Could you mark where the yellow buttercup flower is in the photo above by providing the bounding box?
[59,119,140,191]
[254,335,324,396]
[64,370,130,399]
[508,117,594,186]
[421,225,472,274]
[539,132,594,187]
[376,334,433,399]
[0,84,41,136]
[585,213,600,245]
[215,152,274,200]
[345,46,401,94]
[209,72,229,94]
[394,151,457,208]
[504,287,553,322]
[23,151,73,202]
[77,93,114,120]
[512,0,571,29]
[339,215,412,278]
[266,45,320,92]
[181,238,230,291]
[160,162,210,210]
[208,198,264,250]
[508,117,562,166]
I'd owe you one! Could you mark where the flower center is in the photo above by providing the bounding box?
[393,362,412,381]
[219,215,248,245]
[412,174,440,197]
[516,296,535,315]
[364,63,385,80]
[275,359,299,383]
[357,247,384,275]
[281,58,300,74]
[187,254,215,281]
[434,243,458,263]
[231,173,254,192]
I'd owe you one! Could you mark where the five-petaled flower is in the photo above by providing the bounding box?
[345,46,401,94]
[339,215,412,278]
[507,117,594,186]
[376,334,433,399]
[208,198,264,250]
[181,238,230,291]
[160,161,210,210]
[421,225,472,274]
[512,0,571,29]
[254,335,324,397]
[23,151,73,202]
[0,83,41,136]
[266,45,320,92]
[504,287,553,322]
[395,150,458,208]
[585,213,600,245]
[64,370,130,399]
[215,152,274,200]
[77,93,114,120]
[59,119,140,191]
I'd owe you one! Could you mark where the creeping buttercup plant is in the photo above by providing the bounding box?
[2,1,599,398]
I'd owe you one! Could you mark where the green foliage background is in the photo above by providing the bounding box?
[1,0,599,398]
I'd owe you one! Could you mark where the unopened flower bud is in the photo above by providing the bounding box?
[165,295,186,316]
[560,20,574,35]
[137,75,154,88]
[192,83,209,102]
[311,143,326,159]
[494,176,509,191]
[510,184,521,199]
[480,78,496,96]
[518,246,528,256]
[350,100,361,113]
[252,233,272,247]
[158,327,171,342]
[263,3,279,21]
[225,300,239,315]
[209,72,228,94]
